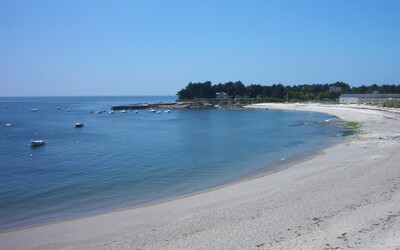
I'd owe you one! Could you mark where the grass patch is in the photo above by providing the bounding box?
[383,100,400,108]
[341,121,362,136]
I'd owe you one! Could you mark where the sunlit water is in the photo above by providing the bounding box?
[0,96,344,230]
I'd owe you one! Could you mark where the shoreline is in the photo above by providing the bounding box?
[0,113,343,234]
[3,108,344,233]
[1,103,400,249]
[0,149,332,232]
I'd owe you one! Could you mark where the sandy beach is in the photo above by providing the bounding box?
[1,103,400,250]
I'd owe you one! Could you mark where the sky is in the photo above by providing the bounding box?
[1,0,399,96]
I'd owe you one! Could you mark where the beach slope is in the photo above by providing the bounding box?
[1,103,400,249]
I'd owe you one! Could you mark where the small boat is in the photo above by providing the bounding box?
[31,108,38,112]
[109,111,115,114]
[5,123,11,127]
[30,139,45,147]
[57,107,61,110]
[75,122,84,128]
[149,109,156,113]
[156,111,161,114]
[66,109,71,112]
[95,110,103,114]
[120,110,127,113]
[165,110,171,113]
[323,119,331,124]
[134,110,139,114]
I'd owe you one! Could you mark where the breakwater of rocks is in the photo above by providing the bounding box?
[111,101,249,111]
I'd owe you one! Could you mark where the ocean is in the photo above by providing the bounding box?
[0,96,344,231]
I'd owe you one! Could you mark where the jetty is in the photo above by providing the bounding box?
[111,102,190,111]
[111,101,249,111]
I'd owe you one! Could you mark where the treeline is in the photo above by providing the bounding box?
[177,81,400,102]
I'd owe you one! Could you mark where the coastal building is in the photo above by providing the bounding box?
[329,86,342,93]
[216,92,229,99]
[339,92,400,105]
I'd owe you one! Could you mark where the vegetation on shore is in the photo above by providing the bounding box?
[177,81,400,103]
[383,100,400,108]
[341,121,362,136]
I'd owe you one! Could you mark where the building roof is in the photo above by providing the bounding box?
[340,93,400,98]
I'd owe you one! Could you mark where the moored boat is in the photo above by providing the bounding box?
[30,139,45,147]
[75,122,84,128]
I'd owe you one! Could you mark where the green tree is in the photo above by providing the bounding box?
[177,81,215,99]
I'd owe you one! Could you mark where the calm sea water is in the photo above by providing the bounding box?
[0,96,343,230]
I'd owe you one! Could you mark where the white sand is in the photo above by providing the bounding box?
[1,103,400,250]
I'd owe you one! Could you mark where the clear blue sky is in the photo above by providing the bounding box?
[1,0,399,96]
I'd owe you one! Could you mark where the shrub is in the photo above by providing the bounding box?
[383,100,400,108]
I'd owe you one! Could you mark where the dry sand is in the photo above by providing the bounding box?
[1,103,400,250]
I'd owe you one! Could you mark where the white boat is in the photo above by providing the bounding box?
[57,107,61,110]
[95,110,103,114]
[323,119,331,123]
[5,123,11,127]
[120,110,127,113]
[31,108,38,112]
[165,110,171,113]
[109,110,115,114]
[134,110,139,114]
[149,109,156,113]
[157,111,161,114]
[75,122,84,128]
[30,139,45,147]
